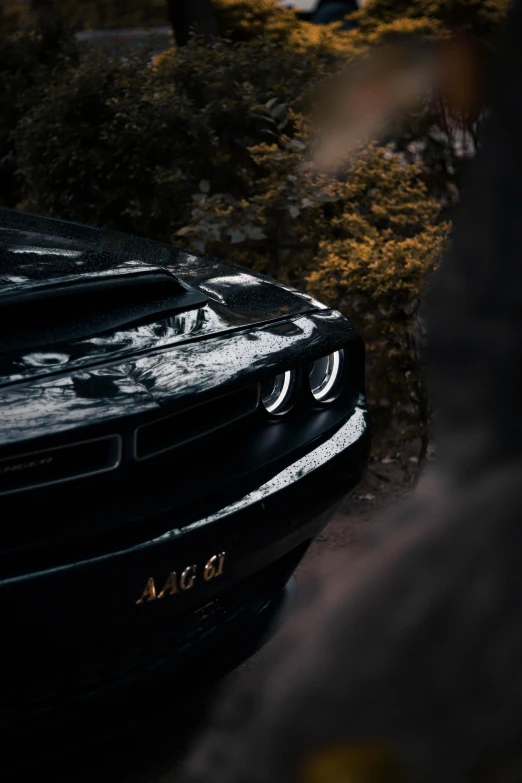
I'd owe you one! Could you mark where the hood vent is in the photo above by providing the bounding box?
[0,270,208,353]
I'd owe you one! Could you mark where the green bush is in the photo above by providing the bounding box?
[306,149,448,442]
[0,17,80,206]
[12,18,350,231]
[58,0,168,30]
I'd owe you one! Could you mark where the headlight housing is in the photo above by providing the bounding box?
[261,370,297,416]
[308,349,344,403]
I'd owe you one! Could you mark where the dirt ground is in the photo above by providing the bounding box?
[300,444,419,573]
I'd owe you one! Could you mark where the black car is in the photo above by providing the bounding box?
[0,207,370,743]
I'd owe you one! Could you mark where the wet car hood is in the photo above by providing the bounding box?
[0,208,325,388]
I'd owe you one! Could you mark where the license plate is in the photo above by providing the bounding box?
[136,552,226,605]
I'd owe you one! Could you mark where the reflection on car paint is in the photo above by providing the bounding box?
[22,353,71,368]
[0,311,355,444]
[0,210,325,389]
[0,368,160,445]
[8,247,84,258]
[0,287,316,387]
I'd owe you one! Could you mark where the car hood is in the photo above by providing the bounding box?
[0,208,325,388]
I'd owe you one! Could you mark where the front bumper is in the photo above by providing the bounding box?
[0,403,370,738]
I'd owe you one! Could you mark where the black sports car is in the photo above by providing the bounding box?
[0,207,370,742]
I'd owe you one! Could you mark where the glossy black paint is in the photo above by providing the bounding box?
[0,310,356,447]
[0,207,326,388]
[0,208,371,733]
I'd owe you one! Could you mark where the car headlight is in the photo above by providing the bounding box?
[261,370,297,416]
[308,350,344,403]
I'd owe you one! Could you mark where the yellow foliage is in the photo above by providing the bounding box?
[212,0,360,56]
[173,135,448,438]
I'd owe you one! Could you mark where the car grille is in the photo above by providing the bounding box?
[134,385,260,460]
[0,434,121,496]
[0,384,259,497]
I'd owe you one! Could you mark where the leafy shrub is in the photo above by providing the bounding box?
[180,139,449,443]
[2,1,168,32]
[12,18,353,231]
[0,17,80,206]
[1,2,32,32]
[306,150,448,442]
[347,0,510,213]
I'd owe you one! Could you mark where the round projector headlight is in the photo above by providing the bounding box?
[261,370,297,416]
[309,350,344,403]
